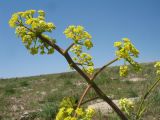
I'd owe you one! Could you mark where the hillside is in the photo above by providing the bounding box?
[0,62,160,120]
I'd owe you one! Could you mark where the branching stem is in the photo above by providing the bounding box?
[91,58,119,80]
[76,58,119,110]
[80,96,99,106]
[64,43,75,54]
[37,34,128,120]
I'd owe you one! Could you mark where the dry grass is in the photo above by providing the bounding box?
[0,62,159,119]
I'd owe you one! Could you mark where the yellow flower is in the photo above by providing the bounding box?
[64,25,92,42]
[114,41,122,47]
[86,107,95,118]
[119,65,128,77]
[86,66,94,75]
[29,10,36,15]
[66,108,73,115]
[76,25,84,32]
[70,117,77,120]
[131,47,139,57]
[116,48,129,59]
[119,98,134,115]
[47,22,56,29]
[75,108,84,116]
[22,35,32,43]
[9,9,57,56]
[122,38,130,42]
[84,31,92,39]
[25,19,33,25]
[9,13,19,28]
[84,39,93,49]
[154,61,160,75]
[38,10,45,16]
[15,26,27,37]
[124,43,131,51]
[56,107,65,120]
[154,61,160,68]
[114,38,140,74]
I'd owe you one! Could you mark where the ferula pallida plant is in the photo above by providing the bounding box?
[9,10,160,120]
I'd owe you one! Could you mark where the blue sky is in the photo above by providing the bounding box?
[0,0,160,78]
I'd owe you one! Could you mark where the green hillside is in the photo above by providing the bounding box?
[0,62,160,120]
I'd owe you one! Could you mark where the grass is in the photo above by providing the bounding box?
[4,85,16,96]
[19,80,30,87]
[38,103,58,120]
[0,61,159,119]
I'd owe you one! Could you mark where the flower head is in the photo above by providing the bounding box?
[119,65,128,77]
[9,10,56,55]
[119,98,134,115]
[154,61,160,75]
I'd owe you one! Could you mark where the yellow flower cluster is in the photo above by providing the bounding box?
[70,45,82,56]
[75,108,84,116]
[64,25,94,74]
[9,10,56,55]
[84,39,93,49]
[70,44,94,75]
[119,98,134,116]
[114,38,141,76]
[72,48,94,74]
[9,10,55,32]
[127,56,141,71]
[80,53,92,64]
[56,107,76,120]
[60,97,76,108]
[9,13,19,28]
[85,66,94,75]
[114,38,139,59]
[114,41,122,47]
[154,61,160,75]
[64,25,93,49]
[85,107,95,119]
[56,97,95,120]
[119,65,128,77]
[56,107,95,120]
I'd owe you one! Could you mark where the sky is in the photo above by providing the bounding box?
[0,0,160,78]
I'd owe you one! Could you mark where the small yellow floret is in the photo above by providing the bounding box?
[114,41,122,47]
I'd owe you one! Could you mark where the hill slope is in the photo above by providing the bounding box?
[0,62,160,120]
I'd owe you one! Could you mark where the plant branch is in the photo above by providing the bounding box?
[80,96,99,106]
[64,43,74,54]
[64,53,127,119]
[91,57,119,80]
[136,78,160,119]
[38,35,128,120]
[38,34,65,55]
[75,63,93,66]
[76,85,91,108]
[76,57,119,111]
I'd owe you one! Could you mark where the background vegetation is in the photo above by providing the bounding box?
[0,62,159,120]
